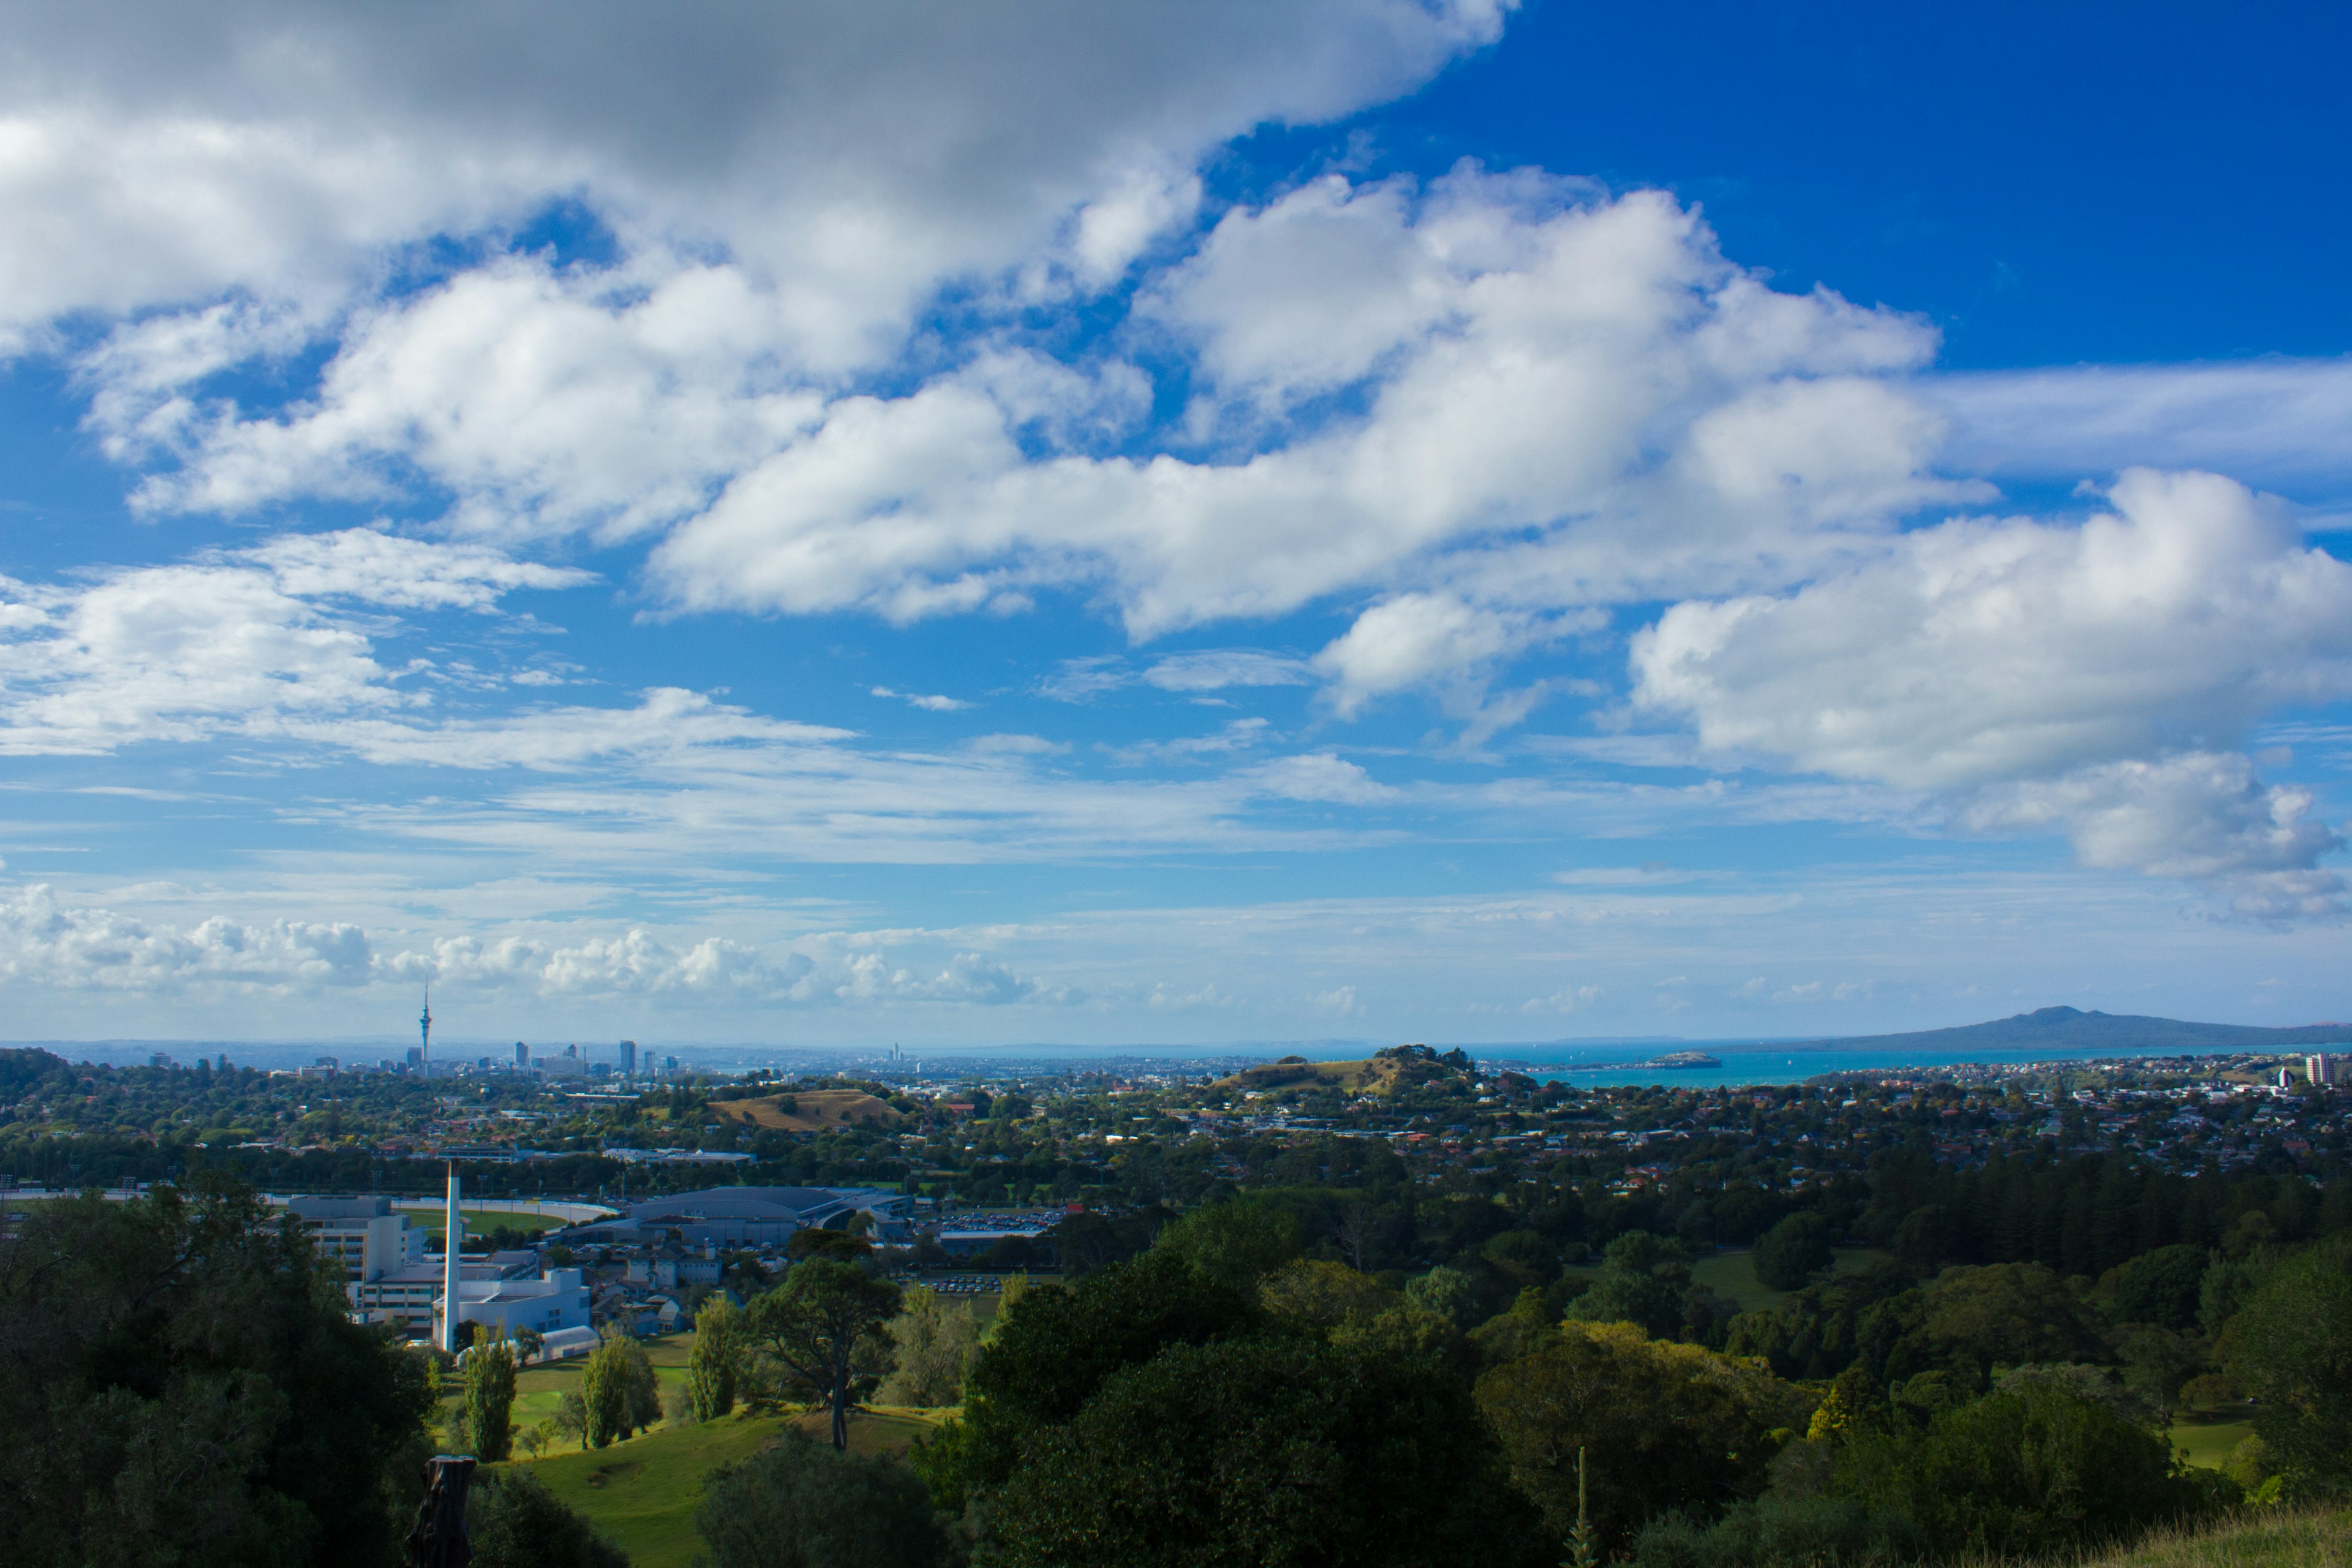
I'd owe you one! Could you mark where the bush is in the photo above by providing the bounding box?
[468,1469,628,1568]
[695,1430,949,1568]
[1833,1380,2226,1558]
[1631,1495,1917,1568]
[989,1336,1544,1567]
[1752,1215,1834,1292]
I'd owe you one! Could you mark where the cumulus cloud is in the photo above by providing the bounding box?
[1632,470,2352,911]
[0,1,1506,355]
[1963,754,2346,920]
[1633,471,2352,789]
[0,529,588,754]
[0,880,1076,1004]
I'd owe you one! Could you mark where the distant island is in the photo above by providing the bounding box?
[1508,1048,1723,1073]
[1803,1005,2352,1055]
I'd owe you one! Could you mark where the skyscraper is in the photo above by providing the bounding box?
[514,1041,529,1068]
[619,1039,638,1076]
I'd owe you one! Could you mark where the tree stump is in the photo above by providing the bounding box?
[404,1454,476,1568]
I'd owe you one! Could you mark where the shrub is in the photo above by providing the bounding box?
[467,1469,628,1568]
[1752,1215,1834,1292]
[695,1430,948,1568]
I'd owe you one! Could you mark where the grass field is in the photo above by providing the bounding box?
[1626,1247,1894,1313]
[711,1088,903,1134]
[509,1404,944,1567]
[2169,1412,2255,1472]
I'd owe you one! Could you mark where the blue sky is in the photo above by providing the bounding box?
[2,1,2348,1046]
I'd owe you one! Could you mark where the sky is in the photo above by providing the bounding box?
[2,0,2350,1048]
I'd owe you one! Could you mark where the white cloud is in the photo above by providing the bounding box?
[1929,356,2352,492]
[872,687,973,712]
[1248,753,1400,805]
[1963,753,2346,920]
[0,883,374,990]
[1313,592,1531,715]
[1631,470,2352,914]
[628,176,1954,644]
[0,529,587,755]
[1141,650,1316,691]
[0,2,1507,357]
[1632,470,2352,790]
[0,878,1077,1005]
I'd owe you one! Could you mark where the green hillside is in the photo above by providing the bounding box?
[508,1408,942,1567]
[2081,1510,2350,1568]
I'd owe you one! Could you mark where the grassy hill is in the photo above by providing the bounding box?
[1213,1050,1473,1096]
[711,1088,905,1133]
[509,1406,943,1567]
[2079,1509,2348,1568]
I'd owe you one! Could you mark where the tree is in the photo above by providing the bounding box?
[1917,1263,2106,1386]
[0,1178,434,1568]
[554,1390,589,1452]
[463,1326,519,1460]
[2226,1240,2352,1496]
[696,1429,948,1568]
[788,1227,873,1264]
[611,1336,661,1435]
[989,1337,1545,1568]
[2111,1243,2209,1330]
[877,1284,980,1408]
[468,1469,629,1568]
[748,1259,903,1449]
[581,1338,630,1449]
[954,1247,1257,1498]
[690,1295,746,1422]
[1476,1320,1811,1550]
[1564,1231,1693,1340]
[1833,1381,2227,1558]
[1752,1213,1835,1291]
[1152,1197,1301,1289]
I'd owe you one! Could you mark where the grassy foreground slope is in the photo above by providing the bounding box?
[2085,1510,2350,1568]
[513,1407,943,1568]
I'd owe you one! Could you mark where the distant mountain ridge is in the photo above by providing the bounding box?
[1807,1005,2352,1055]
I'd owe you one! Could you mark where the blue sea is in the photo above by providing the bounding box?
[1459,1041,2231,1089]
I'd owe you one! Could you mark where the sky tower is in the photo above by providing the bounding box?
[420,992,432,1077]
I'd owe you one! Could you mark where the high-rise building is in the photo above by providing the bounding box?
[664,1055,680,1075]
[2310,1054,2339,1087]
[620,1039,638,1076]
[405,1046,424,1071]
[514,1041,530,1068]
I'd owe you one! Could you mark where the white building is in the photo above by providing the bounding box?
[2309,1054,2339,1087]
[287,1195,428,1282]
[434,1267,590,1343]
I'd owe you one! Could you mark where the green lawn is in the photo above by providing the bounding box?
[2168,1412,2255,1472]
[1688,1247,1893,1313]
[508,1405,944,1567]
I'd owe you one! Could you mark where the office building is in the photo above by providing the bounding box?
[619,1039,638,1076]
[287,1195,428,1283]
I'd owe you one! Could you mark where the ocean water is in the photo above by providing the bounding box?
[1464,1041,2236,1089]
